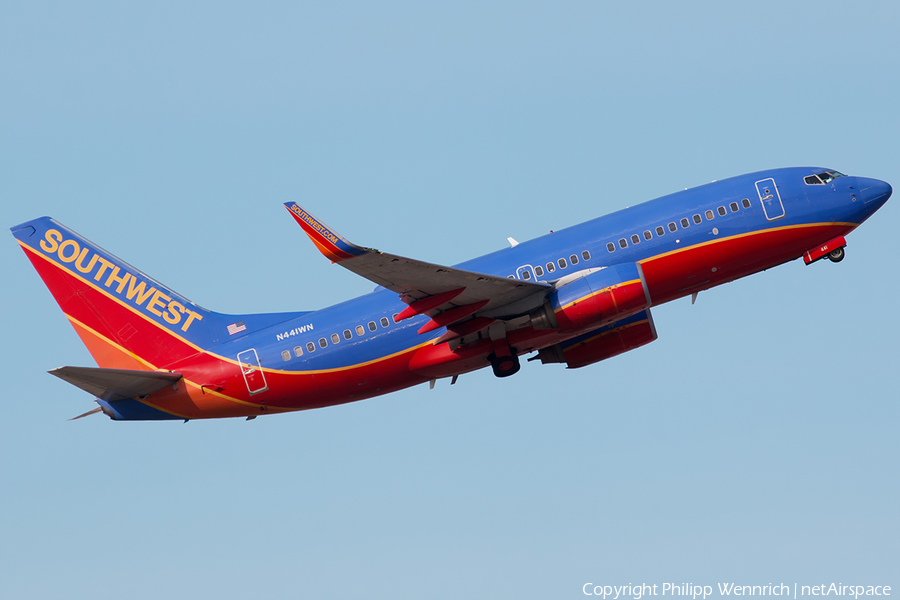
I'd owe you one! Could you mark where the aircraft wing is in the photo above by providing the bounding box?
[285,203,550,333]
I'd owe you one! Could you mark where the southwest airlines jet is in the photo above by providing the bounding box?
[11,167,892,422]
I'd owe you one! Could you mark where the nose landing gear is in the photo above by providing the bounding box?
[803,236,848,265]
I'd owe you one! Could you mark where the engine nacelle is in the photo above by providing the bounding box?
[539,262,651,333]
[536,310,657,369]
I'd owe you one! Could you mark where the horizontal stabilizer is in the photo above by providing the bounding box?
[49,366,182,401]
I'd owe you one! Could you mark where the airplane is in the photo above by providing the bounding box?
[10,167,892,422]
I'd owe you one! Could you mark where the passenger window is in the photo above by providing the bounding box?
[343,329,352,340]
[643,230,652,241]
[607,242,615,253]
[307,341,315,353]
[582,250,591,261]
[380,317,390,328]
[534,265,544,277]
[705,210,714,220]
[293,346,303,357]
[569,254,578,265]
[558,258,567,268]
[680,218,690,228]
[522,270,531,280]
[742,198,751,208]
[507,275,514,279]
[282,350,290,361]
[331,333,340,344]
[619,238,627,248]
[392,314,399,322]
[656,226,665,236]
[356,325,365,336]
[692,214,702,224]
[368,321,377,332]
[730,202,739,212]
[717,206,727,216]
[631,234,640,244]
[668,222,677,232]
[546,262,556,273]
[318,337,328,348]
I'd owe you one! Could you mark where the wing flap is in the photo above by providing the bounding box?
[395,287,466,321]
[49,366,182,401]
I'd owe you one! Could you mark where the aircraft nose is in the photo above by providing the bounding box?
[857,177,892,207]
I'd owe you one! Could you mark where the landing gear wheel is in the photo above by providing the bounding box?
[828,247,845,263]
[489,353,520,378]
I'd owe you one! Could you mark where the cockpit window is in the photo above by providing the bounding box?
[818,170,845,183]
[806,170,846,185]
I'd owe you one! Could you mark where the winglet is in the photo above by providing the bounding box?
[284,203,367,263]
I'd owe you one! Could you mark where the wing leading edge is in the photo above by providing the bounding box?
[284,202,550,333]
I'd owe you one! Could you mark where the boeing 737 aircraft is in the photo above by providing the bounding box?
[11,167,892,421]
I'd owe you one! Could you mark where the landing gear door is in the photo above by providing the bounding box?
[755,178,785,220]
[238,348,268,395]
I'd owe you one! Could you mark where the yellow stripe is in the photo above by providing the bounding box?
[548,223,854,320]
[31,219,852,387]
[21,241,210,352]
[66,313,156,370]
[556,279,641,312]
[21,240,431,376]
[64,313,294,412]
[638,221,857,265]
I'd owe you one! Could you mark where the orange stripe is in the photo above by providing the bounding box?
[310,236,348,262]
[289,211,356,261]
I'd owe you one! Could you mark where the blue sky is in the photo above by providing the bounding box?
[1,2,897,598]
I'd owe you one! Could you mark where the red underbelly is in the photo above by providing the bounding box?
[640,223,854,305]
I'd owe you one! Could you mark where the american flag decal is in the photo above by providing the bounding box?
[227,321,247,335]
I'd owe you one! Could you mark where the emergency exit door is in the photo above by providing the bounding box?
[237,348,268,395]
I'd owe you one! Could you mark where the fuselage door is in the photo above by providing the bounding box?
[237,348,268,395]
[755,178,785,220]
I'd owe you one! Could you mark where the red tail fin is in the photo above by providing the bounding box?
[12,217,214,371]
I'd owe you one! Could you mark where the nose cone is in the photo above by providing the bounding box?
[857,177,892,208]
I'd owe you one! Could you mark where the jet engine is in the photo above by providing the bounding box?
[530,262,651,333]
[534,310,657,369]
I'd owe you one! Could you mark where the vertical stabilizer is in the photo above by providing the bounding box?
[11,217,215,370]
